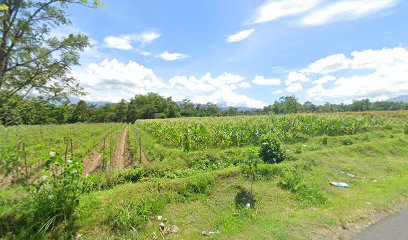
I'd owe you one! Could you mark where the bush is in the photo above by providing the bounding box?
[404,125,408,135]
[259,137,287,164]
[1,153,93,239]
[322,137,328,145]
[109,194,170,232]
[278,166,327,206]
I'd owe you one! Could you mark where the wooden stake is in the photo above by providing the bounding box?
[139,136,142,164]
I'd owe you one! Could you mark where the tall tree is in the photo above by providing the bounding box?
[0,0,101,125]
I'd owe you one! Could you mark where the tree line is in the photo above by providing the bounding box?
[1,93,407,126]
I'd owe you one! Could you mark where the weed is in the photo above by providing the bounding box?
[278,166,327,206]
[259,137,287,164]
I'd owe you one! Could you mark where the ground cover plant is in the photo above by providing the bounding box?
[0,111,407,239]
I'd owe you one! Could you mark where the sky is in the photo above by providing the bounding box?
[65,0,408,108]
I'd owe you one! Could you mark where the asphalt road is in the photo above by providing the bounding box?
[352,208,408,240]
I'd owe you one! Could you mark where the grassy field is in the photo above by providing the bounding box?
[1,111,408,239]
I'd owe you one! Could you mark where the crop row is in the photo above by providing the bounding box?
[135,115,376,151]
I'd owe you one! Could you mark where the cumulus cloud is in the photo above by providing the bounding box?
[313,75,336,84]
[285,82,303,93]
[157,51,189,61]
[72,59,265,108]
[251,75,281,86]
[285,72,310,85]
[302,54,350,74]
[301,0,399,26]
[226,29,255,42]
[71,59,166,102]
[239,82,252,88]
[103,31,160,50]
[305,46,408,101]
[169,72,244,92]
[192,89,266,108]
[250,0,319,24]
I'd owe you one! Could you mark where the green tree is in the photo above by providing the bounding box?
[0,0,101,125]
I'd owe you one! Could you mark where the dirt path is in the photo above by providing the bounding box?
[140,150,150,167]
[111,127,130,169]
[83,151,103,174]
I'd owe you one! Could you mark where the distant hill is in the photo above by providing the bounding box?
[68,97,112,106]
[386,95,408,103]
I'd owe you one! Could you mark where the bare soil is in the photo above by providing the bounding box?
[111,127,131,169]
[83,151,103,174]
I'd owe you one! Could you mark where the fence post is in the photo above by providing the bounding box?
[139,136,142,164]
[23,142,27,181]
[70,138,73,160]
[64,138,69,162]
[102,137,106,171]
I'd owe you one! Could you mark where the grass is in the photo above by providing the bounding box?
[70,129,408,239]
[2,112,407,239]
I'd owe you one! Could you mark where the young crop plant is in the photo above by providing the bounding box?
[259,137,287,164]
[241,150,261,196]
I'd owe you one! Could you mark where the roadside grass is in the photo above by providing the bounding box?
[73,132,408,239]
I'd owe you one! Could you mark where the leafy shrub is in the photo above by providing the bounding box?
[341,139,353,145]
[259,137,287,164]
[2,153,93,239]
[109,194,170,232]
[404,125,408,135]
[241,151,261,194]
[322,137,328,145]
[278,167,327,206]
[178,175,214,200]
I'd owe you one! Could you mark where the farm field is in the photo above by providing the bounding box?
[1,111,408,239]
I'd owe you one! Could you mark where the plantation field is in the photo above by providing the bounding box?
[1,111,408,239]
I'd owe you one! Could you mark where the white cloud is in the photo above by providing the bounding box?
[192,89,266,108]
[139,51,152,56]
[251,75,281,86]
[302,54,350,74]
[305,46,408,101]
[301,0,399,26]
[239,82,252,88]
[313,75,336,84]
[285,72,310,85]
[272,89,284,94]
[251,0,319,24]
[169,72,244,92]
[71,59,166,102]
[157,51,189,61]
[103,31,161,50]
[227,29,255,43]
[285,82,303,93]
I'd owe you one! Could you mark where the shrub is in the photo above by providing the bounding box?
[259,137,287,164]
[109,194,170,232]
[241,150,261,194]
[278,166,327,206]
[322,137,328,145]
[2,153,93,239]
[404,125,408,135]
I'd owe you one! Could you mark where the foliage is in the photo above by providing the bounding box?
[136,114,370,151]
[404,125,408,135]
[1,152,93,239]
[108,193,170,232]
[259,137,287,164]
[0,0,101,125]
[241,150,261,194]
[278,166,327,206]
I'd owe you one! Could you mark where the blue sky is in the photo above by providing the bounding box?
[66,0,408,108]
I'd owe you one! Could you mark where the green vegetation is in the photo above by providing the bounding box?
[1,111,408,239]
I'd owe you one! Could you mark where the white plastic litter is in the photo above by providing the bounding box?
[330,181,349,188]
